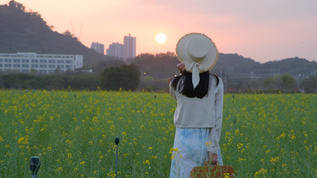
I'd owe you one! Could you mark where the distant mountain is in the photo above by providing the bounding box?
[132,53,317,79]
[212,53,261,74]
[0,1,115,65]
[214,54,317,78]
[261,57,317,77]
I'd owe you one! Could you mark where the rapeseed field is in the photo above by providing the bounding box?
[0,90,316,177]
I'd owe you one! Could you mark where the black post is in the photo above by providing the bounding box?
[115,137,120,178]
[30,156,40,178]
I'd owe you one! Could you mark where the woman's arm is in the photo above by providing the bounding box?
[207,78,224,161]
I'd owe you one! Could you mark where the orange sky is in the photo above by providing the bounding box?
[2,0,317,63]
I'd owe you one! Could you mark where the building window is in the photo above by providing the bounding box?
[57,65,64,68]
[22,64,29,68]
[40,65,47,68]
[5,59,12,62]
[66,60,73,63]
[49,60,56,63]
[13,64,20,67]
[39,70,47,73]
[0,59,2,62]
[49,65,56,68]
[13,59,21,63]
[40,60,47,63]
[31,64,38,68]
[31,59,39,63]
[21,69,29,72]
[5,64,11,67]
[57,60,64,63]
[66,65,73,69]
[22,59,29,63]
[0,64,2,67]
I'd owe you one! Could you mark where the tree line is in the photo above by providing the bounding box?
[1,64,316,93]
[0,64,140,91]
[225,73,317,93]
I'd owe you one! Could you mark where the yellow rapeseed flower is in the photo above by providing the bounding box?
[255,168,268,178]
[67,153,72,158]
[224,173,230,178]
[143,160,150,164]
[17,137,24,144]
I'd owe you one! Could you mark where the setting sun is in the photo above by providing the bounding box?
[155,33,167,44]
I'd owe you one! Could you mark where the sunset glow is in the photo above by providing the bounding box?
[2,0,317,62]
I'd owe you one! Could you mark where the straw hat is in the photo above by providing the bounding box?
[176,33,219,88]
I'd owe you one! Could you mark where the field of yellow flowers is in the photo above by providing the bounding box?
[0,90,316,177]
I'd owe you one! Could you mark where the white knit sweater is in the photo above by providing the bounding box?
[169,75,224,154]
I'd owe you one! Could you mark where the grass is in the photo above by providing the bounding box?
[0,90,316,177]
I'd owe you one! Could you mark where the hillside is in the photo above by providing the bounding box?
[131,52,317,80]
[0,1,115,65]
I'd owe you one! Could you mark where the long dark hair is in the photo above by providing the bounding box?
[171,71,219,99]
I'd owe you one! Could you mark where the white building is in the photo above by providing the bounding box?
[0,52,83,73]
[90,42,104,54]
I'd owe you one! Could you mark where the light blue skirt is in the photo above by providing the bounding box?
[170,127,223,178]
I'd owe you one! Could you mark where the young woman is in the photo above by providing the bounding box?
[169,33,224,177]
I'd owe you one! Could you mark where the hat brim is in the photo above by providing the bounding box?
[176,33,219,72]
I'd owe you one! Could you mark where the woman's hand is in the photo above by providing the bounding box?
[177,63,185,74]
[207,152,218,165]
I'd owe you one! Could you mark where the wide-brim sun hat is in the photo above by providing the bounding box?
[176,33,219,88]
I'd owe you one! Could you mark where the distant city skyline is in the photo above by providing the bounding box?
[4,0,317,63]
[106,34,136,61]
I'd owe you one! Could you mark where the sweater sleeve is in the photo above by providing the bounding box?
[207,79,224,154]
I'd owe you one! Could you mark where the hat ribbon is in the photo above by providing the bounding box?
[189,62,202,89]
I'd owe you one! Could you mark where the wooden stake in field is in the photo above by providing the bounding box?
[30,156,40,178]
[115,137,120,178]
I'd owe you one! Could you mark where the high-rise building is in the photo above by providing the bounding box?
[123,34,136,61]
[106,43,124,59]
[106,34,136,61]
[90,42,104,54]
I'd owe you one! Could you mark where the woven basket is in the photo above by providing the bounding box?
[190,163,234,178]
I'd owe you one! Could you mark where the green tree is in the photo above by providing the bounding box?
[24,79,40,89]
[12,78,22,89]
[264,74,282,90]
[50,77,65,90]
[9,0,26,12]
[0,78,3,88]
[100,64,140,91]
[281,73,296,90]
[301,75,317,93]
